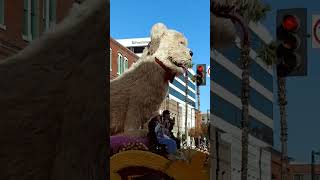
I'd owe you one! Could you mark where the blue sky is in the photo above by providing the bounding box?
[110,0,210,112]
[262,0,320,163]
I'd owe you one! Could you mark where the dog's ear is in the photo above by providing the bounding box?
[147,40,160,55]
[151,23,167,40]
[148,23,167,55]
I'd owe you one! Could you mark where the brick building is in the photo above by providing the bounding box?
[0,0,75,61]
[288,164,320,180]
[109,38,138,80]
[270,148,291,180]
[270,148,320,180]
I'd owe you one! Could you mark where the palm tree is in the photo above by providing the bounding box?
[258,41,288,180]
[211,1,270,180]
[211,0,271,48]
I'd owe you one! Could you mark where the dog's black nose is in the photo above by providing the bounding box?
[189,50,193,57]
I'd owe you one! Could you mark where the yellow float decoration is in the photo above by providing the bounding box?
[110,149,209,180]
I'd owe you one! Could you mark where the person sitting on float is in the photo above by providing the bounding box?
[147,112,177,154]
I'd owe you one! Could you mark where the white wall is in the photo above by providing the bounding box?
[211,115,272,180]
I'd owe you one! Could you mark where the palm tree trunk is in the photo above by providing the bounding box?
[240,43,251,180]
[278,76,288,180]
[185,71,189,145]
[212,10,250,180]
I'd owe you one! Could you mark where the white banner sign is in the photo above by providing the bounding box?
[312,15,320,48]
[207,66,210,77]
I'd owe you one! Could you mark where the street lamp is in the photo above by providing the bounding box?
[311,150,320,180]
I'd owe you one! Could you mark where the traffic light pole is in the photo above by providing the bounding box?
[278,76,288,180]
[197,85,201,148]
[312,151,315,180]
[276,8,308,180]
[184,71,189,145]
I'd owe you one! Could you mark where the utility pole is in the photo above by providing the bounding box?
[259,147,262,180]
[311,150,320,180]
[312,150,315,180]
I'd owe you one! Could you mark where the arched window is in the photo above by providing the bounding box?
[117,53,122,74]
[110,48,112,71]
[124,57,128,71]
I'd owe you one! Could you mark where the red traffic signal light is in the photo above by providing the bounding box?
[276,8,307,77]
[282,15,299,32]
[196,64,206,86]
[197,65,204,73]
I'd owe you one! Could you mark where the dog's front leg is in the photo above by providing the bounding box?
[121,102,148,137]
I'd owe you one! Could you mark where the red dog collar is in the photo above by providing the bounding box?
[155,58,176,83]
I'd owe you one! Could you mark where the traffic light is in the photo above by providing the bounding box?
[196,64,206,86]
[276,8,308,77]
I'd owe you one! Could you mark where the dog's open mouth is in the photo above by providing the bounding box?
[172,61,188,72]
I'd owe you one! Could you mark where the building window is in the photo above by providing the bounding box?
[43,0,56,31]
[110,48,112,71]
[212,60,273,119]
[23,0,38,41]
[133,46,145,53]
[171,79,196,99]
[0,0,5,29]
[212,92,273,145]
[168,87,196,107]
[124,57,128,71]
[117,53,123,75]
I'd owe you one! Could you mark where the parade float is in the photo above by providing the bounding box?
[110,135,210,180]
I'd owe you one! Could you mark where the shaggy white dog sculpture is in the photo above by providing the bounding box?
[110,23,193,136]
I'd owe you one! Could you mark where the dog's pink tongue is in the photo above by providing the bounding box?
[176,62,187,73]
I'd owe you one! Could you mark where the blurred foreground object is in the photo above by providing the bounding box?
[0,0,108,179]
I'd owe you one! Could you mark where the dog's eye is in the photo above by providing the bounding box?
[180,42,184,45]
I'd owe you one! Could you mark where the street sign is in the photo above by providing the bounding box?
[312,15,320,48]
[207,66,210,77]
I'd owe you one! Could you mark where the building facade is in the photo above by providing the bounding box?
[270,147,320,180]
[288,164,320,180]
[270,147,291,180]
[0,0,74,61]
[116,38,197,142]
[201,111,210,124]
[109,38,138,80]
[210,22,275,180]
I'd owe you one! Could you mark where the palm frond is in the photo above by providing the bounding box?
[236,0,271,22]
[257,41,277,66]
